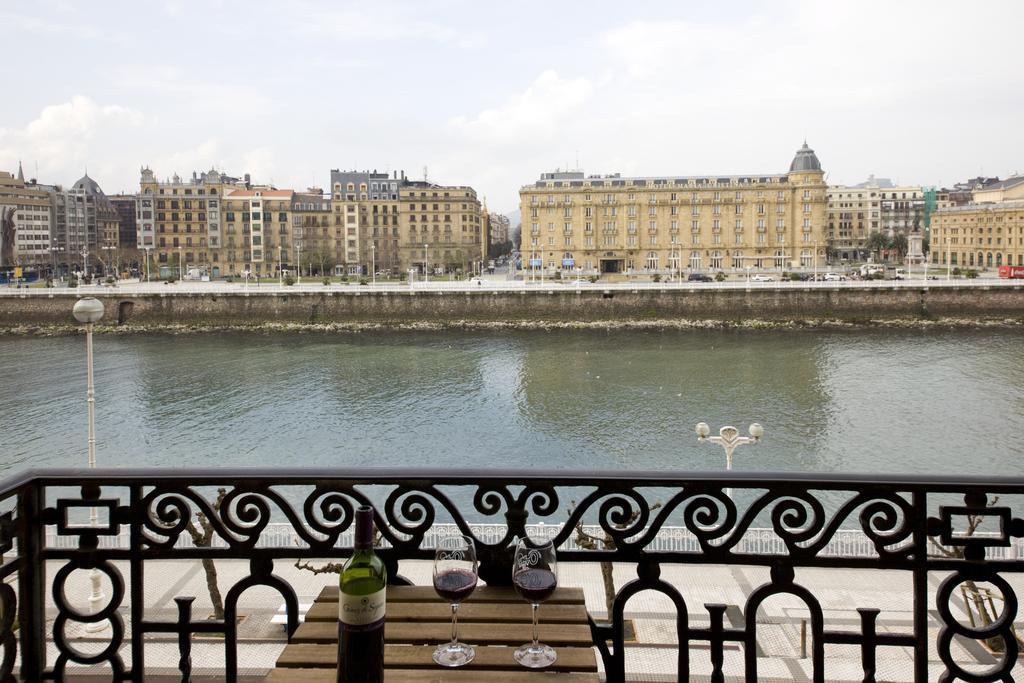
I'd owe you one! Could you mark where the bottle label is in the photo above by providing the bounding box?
[339,588,386,626]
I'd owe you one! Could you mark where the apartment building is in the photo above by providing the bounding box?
[222,189,293,276]
[518,143,827,275]
[139,168,251,276]
[292,189,332,276]
[0,165,53,270]
[826,184,881,261]
[488,212,511,251]
[330,170,401,274]
[400,180,484,274]
[931,176,1024,269]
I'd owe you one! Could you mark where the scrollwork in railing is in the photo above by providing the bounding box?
[7,470,1024,682]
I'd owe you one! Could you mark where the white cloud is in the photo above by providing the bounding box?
[449,71,593,145]
[0,97,144,187]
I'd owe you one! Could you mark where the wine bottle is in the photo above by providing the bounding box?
[338,505,387,683]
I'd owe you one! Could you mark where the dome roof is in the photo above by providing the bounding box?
[73,173,106,196]
[789,142,822,173]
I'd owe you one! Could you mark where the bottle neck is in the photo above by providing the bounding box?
[354,506,374,550]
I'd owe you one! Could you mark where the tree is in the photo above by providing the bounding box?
[187,488,227,620]
[890,233,908,260]
[571,501,661,621]
[865,232,891,262]
[928,497,1023,654]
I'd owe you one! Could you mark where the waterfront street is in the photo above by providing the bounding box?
[1,273,1020,297]
[45,558,1024,682]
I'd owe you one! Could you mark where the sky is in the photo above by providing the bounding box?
[1,0,1022,215]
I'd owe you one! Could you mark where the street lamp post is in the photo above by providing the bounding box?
[296,240,302,285]
[279,244,283,286]
[144,247,152,283]
[50,243,64,282]
[72,298,108,632]
[102,244,116,279]
[178,246,183,280]
[695,422,764,497]
[80,247,89,282]
[424,243,429,283]
[946,237,951,281]
[371,244,376,286]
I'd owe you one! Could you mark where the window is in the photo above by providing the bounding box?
[645,252,658,270]
[710,251,723,269]
[689,251,701,269]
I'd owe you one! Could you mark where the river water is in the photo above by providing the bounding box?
[0,328,1021,478]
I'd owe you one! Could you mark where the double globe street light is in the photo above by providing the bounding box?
[695,422,764,498]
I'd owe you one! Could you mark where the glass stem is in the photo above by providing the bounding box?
[531,602,540,648]
[451,602,460,645]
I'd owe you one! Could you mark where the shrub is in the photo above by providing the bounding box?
[965,269,980,279]
[359,278,368,286]
[105,276,116,285]
[871,271,886,280]
[652,273,661,282]
[715,272,727,282]
[553,271,562,280]
[588,275,598,283]
[340,276,349,283]
[398,272,407,281]
[284,275,296,286]
[67,276,78,288]
[322,277,331,285]
[952,267,962,277]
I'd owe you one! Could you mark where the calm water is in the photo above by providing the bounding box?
[0,328,1022,477]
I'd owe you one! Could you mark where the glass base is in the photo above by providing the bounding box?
[433,640,475,667]
[514,642,557,668]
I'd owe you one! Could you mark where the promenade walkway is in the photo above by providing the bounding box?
[48,558,1024,681]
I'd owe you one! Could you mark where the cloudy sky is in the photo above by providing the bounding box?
[1,0,1022,214]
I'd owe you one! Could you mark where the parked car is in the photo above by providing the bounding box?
[750,274,775,282]
[687,273,713,282]
[823,272,846,281]
[468,277,484,285]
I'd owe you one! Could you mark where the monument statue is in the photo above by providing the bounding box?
[0,206,16,268]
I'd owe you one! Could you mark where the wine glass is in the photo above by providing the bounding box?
[432,535,478,667]
[512,538,558,668]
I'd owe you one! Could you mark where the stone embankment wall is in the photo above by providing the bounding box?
[2,287,1024,329]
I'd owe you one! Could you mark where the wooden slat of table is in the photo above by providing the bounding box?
[267,583,598,681]
[292,621,593,647]
[266,669,600,682]
[275,643,598,672]
[316,585,584,605]
[306,600,588,624]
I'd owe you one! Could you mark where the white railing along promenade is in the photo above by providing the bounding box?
[47,522,1022,560]
[2,278,1021,297]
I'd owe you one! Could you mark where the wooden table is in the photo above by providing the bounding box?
[264,584,600,681]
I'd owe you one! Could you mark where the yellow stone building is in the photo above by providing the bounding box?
[931,177,1024,269]
[399,180,484,275]
[518,143,827,276]
[139,168,246,277]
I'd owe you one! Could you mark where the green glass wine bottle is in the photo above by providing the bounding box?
[337,505,387,683]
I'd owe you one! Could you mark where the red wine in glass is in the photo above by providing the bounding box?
[432,535,478,667]
[434,567,478,603]
[512,568,557,603]
[512,539,558,668]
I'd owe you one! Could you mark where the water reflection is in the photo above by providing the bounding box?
[0,328,1021,477]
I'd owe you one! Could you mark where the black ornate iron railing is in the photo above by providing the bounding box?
[0,468,1021,682]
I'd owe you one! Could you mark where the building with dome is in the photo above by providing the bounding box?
[518,143,827,277]
[44,173,121,277]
